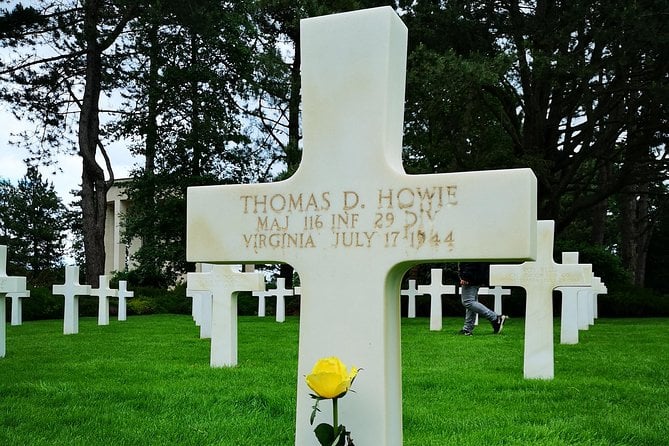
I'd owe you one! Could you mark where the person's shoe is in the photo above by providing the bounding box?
[492,315,508,334]
[458,329,473,336]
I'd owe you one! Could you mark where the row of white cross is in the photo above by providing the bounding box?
[403,261,606,343]
[0,246,135,357]
[181,221,607,381]
[51,267,135,333]
[187,267,298,341]
[401,271,511,329]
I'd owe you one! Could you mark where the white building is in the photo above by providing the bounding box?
[104,179,140,275]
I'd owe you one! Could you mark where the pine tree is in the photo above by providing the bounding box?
[1,167,68,283]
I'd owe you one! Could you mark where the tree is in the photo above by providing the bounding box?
[400,0,668,286]
[0,167,68,283]
[112,0,271,284]
[0,177,14,248]
[0,0,141,286]
[251,0,394,287]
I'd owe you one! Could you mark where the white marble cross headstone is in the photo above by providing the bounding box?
[188,289,212,338]
[490,221,592,379]
[0,245,27,357]
[267,277,293,323]
[187,7,537,444]
[8,290,29,326]
[556,252,592,344]
[483,286,511,315]
[252,289,271,317]
[189,289,201,325]
[187,265,264,367]
[52,266,91,335]
[117,280,134,321]
[400,279,420,318]
[592,276,607,320]
[580,274,607,328]
[90,275,117,326]
[577,281,592,330]
[474,286,510,326]
[417,268,455,331]
[187,263,214,336]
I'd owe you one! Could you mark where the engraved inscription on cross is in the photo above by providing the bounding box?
[187,7,537,445]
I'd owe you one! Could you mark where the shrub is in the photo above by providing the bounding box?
[125,284,191,316]
[18,286,62,321]
[127,297,156,315]
[600,286,669,317]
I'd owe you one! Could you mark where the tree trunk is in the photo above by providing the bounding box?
[189,30,203,177]
[279,34,302,287]
[285,36,302,172]
[619,183,653,287]
[79,0,109,287]
[634,191,652,286]
[145,22,159,174]
[591,164,611,246]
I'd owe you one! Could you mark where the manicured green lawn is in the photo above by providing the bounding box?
[1,315,667,445]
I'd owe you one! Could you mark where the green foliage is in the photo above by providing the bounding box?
[19,285,98,321]
[126,297,155,315]
[601,286,669,317]
[111,280,191,316]
[1,0,143,284]
[0,4,46,41]
[401,0,669,289]
[403,44,513,174]
[128,284,191,315]
[0,168,68,282]
[555,240,632,289]
[16,281,192,321]
[19,287,62,321]
[119,173,222,286]
[645,192,669,293]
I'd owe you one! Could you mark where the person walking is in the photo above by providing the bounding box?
[458,262,507,336]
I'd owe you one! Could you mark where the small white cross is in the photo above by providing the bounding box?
[52,266,91,335]
[484,286,511,315]
[400,279,420,318]
[187,266,264,367]
[89,275,117,326]
[418,269,456,331]
[252,289,271,317]
[490,221,592,379]
[556,252,592,344]
[592,276,607,320]
[8,290,29,326]
[267,278,293,323]
[117,280,134,321]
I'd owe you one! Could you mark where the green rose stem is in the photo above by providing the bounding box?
[332,397,339,435]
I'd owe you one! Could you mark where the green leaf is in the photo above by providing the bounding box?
[310,399,321,425]
[314,423,334,446]
[333,425,348,446]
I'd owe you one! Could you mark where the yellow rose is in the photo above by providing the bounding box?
[306,357,359,399]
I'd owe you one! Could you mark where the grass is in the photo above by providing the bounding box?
[1,315,667,445]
